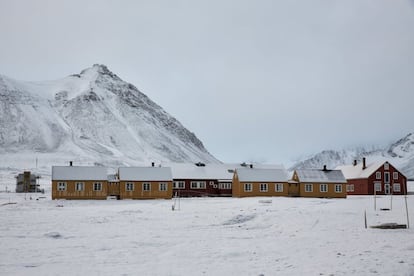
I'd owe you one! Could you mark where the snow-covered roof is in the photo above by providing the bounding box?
[235,168,289,182]
[336,161,385,179]
[118,167,172,181]
[52,166,108,181]
[167,163,284,180]
[295,169,347,183]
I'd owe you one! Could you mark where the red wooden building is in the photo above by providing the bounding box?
[169,163,235,197]
[169,162,284,197]
[336,158,407,195]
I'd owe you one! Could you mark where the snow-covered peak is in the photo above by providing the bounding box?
[0,65,219,173]
[290,133,414,178]
[388,132,414,158]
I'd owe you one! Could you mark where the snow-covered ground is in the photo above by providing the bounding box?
[1,188,413,275]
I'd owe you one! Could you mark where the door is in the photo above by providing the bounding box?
[384,184,391,195]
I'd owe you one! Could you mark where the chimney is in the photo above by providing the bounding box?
[151,162,155,167]
[323,165,327,171]
[362,157,366,170]
[353,160,357,166]
[69,161,73,166]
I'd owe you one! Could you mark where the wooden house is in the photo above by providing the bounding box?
[169,162,235,197]
[336,158,407,195]
[118,167,173,199]
[292,167,347,198]
[232,167,290,197]
[51,166,108,200]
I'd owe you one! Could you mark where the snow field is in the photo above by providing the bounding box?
[1,192,413,276]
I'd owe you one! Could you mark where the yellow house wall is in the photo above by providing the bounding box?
[232,181,289,198]
[232,173,242,197]
[51,180,108,199]
[119,181,173,199]
[299,182,347,198]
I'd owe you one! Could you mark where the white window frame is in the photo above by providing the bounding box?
[335,184,342,193]
[346,184,354,192]
[58,182,66,191]
[275,183,283,192]
[393,172,398,180]
[219,183,232,189]
[320,184,328,193]
[260,183,268,192]
[93,182,102,191]
[75,182,84,191]
[244,183,252,192]
[384,163,389,170]
[374,182,382,192]
[393,183,401,192]
[173,181,185,189]
[126,182,134,191]
[159,182,168,191]
[143,182,151,191]
[376,172,381,180]
[190,181,206,189]
[305,184,313,192]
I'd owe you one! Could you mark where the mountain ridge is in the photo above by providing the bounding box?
[0,64,219,174]
[289,133,414,179]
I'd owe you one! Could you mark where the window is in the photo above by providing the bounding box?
[93,182,102,191]
[384,172,390,183]
[335,184,342,193]
[376,172,381,179]
[393,183,401,192]
[393,172,399,180]
[58,182,66,191]
[143,182,151,191]
[190,181,206,189]
[244,183,252,192]
[320,184,328,192]
[159,182,168,191]
[275,183,283,192]
[384,163,389,170]
[305,184,313,192]
[374,182,382,192]
[173,181,185,189]
[260,183,268,192]
[219,183,232,189]
[126,182,134,191]
[75,182,84,191]
[346,184,354,192]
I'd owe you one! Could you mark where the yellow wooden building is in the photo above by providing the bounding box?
[292,167,347,198]
[118,167,173,199]
[51,166,108,200]
[232,168,290,197]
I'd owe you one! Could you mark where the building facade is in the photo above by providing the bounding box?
[232,168,290,197]
[336,158,407,195]
[292,167,347,198]
[51,166,108,200]
[118,167,173,199]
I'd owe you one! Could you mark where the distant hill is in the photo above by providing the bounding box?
[290,133,414,179]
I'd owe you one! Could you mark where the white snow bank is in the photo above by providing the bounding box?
[0,192,413,275]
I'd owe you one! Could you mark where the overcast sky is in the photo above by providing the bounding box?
[1,0,414,164]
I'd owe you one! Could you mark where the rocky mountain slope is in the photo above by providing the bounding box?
[290,133,414,179]
[0,64,218,175]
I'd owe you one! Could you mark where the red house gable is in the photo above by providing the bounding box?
[336,158,407,195]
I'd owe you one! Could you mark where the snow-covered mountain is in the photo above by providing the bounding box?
[290,133,414,179]
[0,64,219,175]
